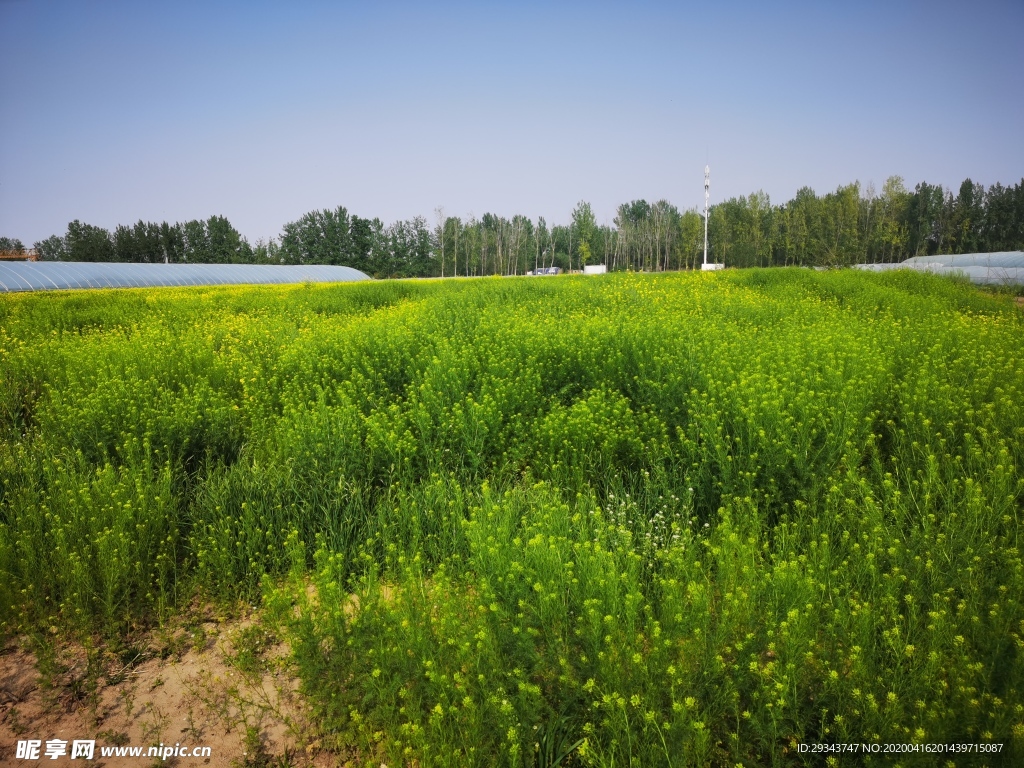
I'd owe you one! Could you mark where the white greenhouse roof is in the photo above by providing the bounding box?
[0,262,371,293]
[855,252,1024,286]
[902,252,1024,269]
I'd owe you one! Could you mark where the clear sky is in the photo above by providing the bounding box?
[2,0,1022,245]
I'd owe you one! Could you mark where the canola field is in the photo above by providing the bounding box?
[1,269,1022,766]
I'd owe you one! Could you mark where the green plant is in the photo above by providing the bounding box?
[3,270,1023,764]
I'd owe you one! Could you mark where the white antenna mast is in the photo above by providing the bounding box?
[701,163,724,271]
[703,164,709,266]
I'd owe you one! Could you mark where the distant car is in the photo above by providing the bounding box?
[528,267,562,276]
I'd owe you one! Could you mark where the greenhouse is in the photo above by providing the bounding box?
[856,251,1024,285]
[0,261,370,292]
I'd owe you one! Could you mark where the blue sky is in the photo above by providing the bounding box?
[2,0,1022,244]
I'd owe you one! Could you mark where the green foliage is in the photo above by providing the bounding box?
[280,206,356,267]
[573,201,596,268]
[0,237,26,253]
[66,220,115,262]
[623,176,1024,272]
[36,216,254,265]
[33,234,68,261]
[27,174,1024,275]
[2,270,1024,764]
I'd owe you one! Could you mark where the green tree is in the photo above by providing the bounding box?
[981,180,1024,251]
[678,210,703,270]
[34,235,67,261]
[650,200,681,271]
[708,200,735,267]
[113,220,165,263]
[280,206,353,265]
[350,215,381,274]
[159,221,184,263]
[873,176,910,262]
[206,215,252,263]
[536,217,550,272]
[613,200,651,271]
[818,183,861,266]
[785,187,817,267]
[948,178,985,254]
[906,182,949,256]
[572,201,596,269]
[65,220,114,262]
[181,219,209,262]
[252,237,282,263]
[409,215,435,276]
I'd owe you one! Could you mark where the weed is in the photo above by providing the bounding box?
[6,706,27,736]
[191,625,208,653]
[235,725,292,768]
[97,729,130,746]
[229,624,278,678]
[139,702,169,746]
[118,682,137,719]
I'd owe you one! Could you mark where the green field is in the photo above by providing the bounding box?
[1,270,1022,765]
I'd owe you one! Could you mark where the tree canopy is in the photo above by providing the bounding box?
[25,175,1024,277]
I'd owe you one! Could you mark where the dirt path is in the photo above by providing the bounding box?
[0,612,334,767]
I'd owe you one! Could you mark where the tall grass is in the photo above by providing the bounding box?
[1,270,1022,763]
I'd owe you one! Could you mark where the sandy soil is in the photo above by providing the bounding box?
[0,609,340,767]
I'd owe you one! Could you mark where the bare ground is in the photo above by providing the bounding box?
[0,608,341,767]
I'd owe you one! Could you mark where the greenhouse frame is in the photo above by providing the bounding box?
[856,251,1024,285]
[0,262,371,293]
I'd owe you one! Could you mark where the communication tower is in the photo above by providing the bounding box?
[701,164,724,271]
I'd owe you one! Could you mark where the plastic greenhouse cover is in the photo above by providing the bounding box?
[0,262,371,293]
[925,265,1024,285]
[854,261,1024,286]
[901,252,1024,269]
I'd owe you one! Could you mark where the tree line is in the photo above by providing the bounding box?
[30,216,252,265]
[707,177,1024,269]
[8,175,1023,277]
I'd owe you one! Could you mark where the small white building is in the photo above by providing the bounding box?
[583,264,607,275]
